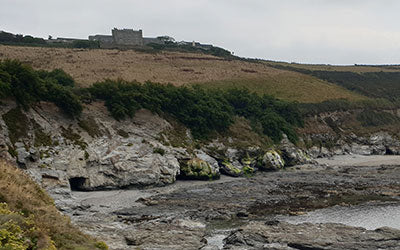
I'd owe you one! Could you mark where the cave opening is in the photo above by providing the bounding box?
[385,147,394,155]
[69,177,88,191]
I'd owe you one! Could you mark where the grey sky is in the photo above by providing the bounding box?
[1,0,399,64]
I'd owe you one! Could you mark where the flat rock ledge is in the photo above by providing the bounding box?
[224,221,400,250]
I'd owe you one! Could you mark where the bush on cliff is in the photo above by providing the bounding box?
[89,80,302,142]
[357,110,400,127]
[38,68,75,87]
[89,81,234,138]
[0,60,82,117]
[223,88,302,142]
[1,59,302,142]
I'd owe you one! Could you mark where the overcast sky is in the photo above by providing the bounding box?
[1,0,400,65]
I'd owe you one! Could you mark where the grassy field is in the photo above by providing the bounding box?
[0,45,366,103]
[264,60,400,73]
[0,160,106,249]
[193,74,367,103]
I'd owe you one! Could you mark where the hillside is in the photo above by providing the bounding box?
[265,61,400,102]
[0,160,107,250]
[265,61,400,73]
[0,45,366,103]
[2,43,400,249]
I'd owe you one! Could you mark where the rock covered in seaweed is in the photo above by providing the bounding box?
[260,150,285,171]
[179,158,220,180]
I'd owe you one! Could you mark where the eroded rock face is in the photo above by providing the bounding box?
[0,102,185,199]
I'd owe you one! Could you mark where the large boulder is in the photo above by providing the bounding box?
[219,160,243,177]
[195,150,220,174]
[280,135,312,166]
[260,150,284,171]
[240,157,255,174]
[179,158,220,180]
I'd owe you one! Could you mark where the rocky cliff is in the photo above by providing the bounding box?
[300,109,400,158]
[0,100,305,207]
[1,99,400,210]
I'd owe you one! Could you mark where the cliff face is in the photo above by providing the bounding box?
[299,109,400,158]
[2,98,400,212]
[0,100,190,207]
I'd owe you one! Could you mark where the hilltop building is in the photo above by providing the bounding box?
[89,28,164,47]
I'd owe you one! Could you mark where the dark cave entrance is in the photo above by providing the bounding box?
[385,147,394,155]
[69,177,88,191]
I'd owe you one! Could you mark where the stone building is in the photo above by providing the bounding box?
[112,28,143,46]
[89,28,164,47]
[87,35,113,44]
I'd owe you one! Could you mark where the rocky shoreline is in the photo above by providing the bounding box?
[2,101,400,249]
[64,155,400,249]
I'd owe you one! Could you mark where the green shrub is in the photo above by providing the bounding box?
[223,88,302,142]
[357,110,400,127]
[0,60,82,118]
[38,68,75,87]
[89,81,235,138]
[0,68,11,98]
[94,241,109,250]
[0,60,44,109]
[89,81,302,142]
[42,79,82,117]
[153,147,165,156]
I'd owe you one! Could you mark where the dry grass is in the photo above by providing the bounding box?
[0,45,366,103]
[0,160,104,249]
[265,61,400,73]
[0,45,281,86]
[193,74,367,103]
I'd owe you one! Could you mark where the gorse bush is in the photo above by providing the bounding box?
[0,60,82,117]
[89,80,302,142]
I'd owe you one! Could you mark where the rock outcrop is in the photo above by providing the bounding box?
[179,158,220,180]
[3,99,400,208]
[260,150,285,171]
[0,101,188,202]
[280,135,313,166]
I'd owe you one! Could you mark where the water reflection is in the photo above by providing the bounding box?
[276,202,400,230]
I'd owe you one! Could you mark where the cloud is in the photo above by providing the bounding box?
[1,0,399,64]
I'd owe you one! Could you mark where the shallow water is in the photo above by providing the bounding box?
[276,202,400,230]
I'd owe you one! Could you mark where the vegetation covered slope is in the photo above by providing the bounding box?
[0,59,303,143]
[0,160,107,250]
[0,45,365,103]
[266,62,400,102]
[265,61,400,73]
